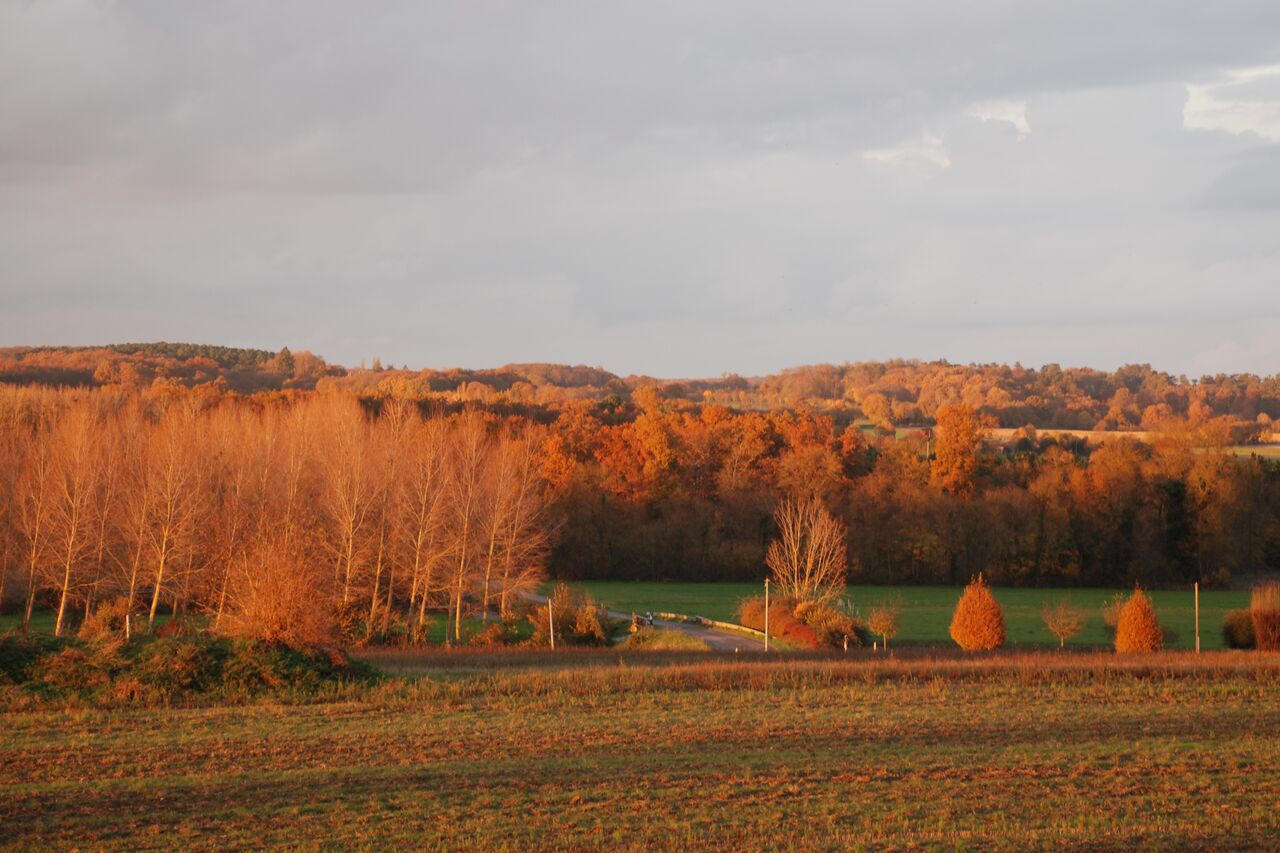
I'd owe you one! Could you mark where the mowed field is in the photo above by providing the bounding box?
[3,653,1279,849]
[559,581,1249,649]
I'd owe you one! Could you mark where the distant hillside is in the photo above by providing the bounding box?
[330,358,1280,437]
[0,343,341,393]
[3,345,1279,436]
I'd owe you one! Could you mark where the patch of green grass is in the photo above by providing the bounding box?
[554,582,1248,650]
[0,611,57,634]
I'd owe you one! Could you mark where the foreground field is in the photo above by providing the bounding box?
[3,652,1279,849]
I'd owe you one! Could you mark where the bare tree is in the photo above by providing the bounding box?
[1041,598,1085,649]
[445,411,490,642]
[15,421,55,630]
[397,416,449,630]
[144,407,206,625]
[316,395,380,608]
[765,497,848,603]
[46,406,102,635]
[494,428,548,617]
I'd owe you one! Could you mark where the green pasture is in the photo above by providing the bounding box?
[555,581,1249,650]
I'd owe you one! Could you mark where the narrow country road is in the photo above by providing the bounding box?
[520,592,768,652]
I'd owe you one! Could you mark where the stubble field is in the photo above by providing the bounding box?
[3,651,1279,850]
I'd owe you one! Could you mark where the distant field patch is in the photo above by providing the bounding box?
[556,581,1248,650]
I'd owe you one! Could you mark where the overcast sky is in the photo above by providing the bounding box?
[2,2,1280,377]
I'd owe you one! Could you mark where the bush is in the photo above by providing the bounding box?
[39,647,111,692]
[220,545,335,647]
[779,619,822,648]
[1223,609,1256,649]
[1251,583,1280,652]
[1101,593,1127,634]
[1115,588,1163,653]
[949,574,1006,651]
[468,620,521,647]
[794,601,864,647]
[2,632,373,705]
[78,597,137,644]
[739,596,866,649]
[528,584,615,647]
[0,631,68,685]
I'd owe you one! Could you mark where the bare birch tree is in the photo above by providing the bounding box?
[765,497,848,603]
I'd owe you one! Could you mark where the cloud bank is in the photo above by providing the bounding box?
[1,1,1279,376]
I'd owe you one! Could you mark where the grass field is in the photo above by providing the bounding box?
[3,653,1278,849]
[556,581,1249,650]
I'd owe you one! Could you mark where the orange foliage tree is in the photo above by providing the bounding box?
[931,404,984,496]
[1114,587,1163,653]
[949,574,1006,650]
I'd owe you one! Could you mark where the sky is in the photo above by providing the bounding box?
[2,1,1280,378]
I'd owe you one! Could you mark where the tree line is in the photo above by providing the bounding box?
[0,387,545,643]
[3,382,1280,643]
[9,346,1280,436]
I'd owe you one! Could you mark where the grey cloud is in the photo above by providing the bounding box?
[2,2,1280,375]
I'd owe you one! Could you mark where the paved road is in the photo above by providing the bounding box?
[521,592,768,652]
[651,616,767,652]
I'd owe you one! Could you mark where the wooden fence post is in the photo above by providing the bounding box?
[764,578,770,652]
[1194,582,1200,654]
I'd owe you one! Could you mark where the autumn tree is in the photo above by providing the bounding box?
[949,574,1006,650]
[1249,582,1280,652]
[1114,587,1163,653]
[931,404,983,496]
[1040,598,1084,649]
[445,411,491,642]
[14,419,55,630]
[45,406,102,635]
[765,497,847,604]
[142,406,207,625]
[867,601,902,650]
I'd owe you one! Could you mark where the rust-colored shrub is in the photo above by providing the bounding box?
[468,621,512,647]
[738,596,856,649]
[220,545,335,648]
[794,601,861,647]
[737,595,767,628]
[779,620,822,648]
[78,596,136,644]
[529,583,613,646]
[1114,588,1163,653]
[1101,593,1126,634]
[1222,609,1256,649]
[949,574,1006,650]
[1251,583,1280,652]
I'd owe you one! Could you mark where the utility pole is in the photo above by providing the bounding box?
[1194,582,1200,654]
[764,578,770,652]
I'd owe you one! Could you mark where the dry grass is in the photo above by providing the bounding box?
[2,651,1278,849]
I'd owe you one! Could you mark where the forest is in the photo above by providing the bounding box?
[6,343,1280,432]
[3,343,1280,644]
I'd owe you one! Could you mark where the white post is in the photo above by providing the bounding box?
[763,578,770,652]
[1194,582,1200,654]
[548,597,555,650]
[125,613,131,641]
